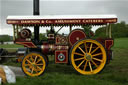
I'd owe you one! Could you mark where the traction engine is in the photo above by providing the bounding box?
[6,0,117,77]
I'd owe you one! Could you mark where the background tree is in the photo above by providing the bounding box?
[95,21,128,38]
[32,32,47,40]
[0,35,12,44]
[82,25,94,38]
[39,33,47,40]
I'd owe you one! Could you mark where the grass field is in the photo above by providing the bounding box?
[0,44,23,52]
[0,44,23,48]
[2,38,128,85]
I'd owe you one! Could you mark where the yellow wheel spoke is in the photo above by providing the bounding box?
[77,60,85,68]
[89,61,93,72]
[34,68,38,73]
[91,47,99,54]
[83,61,88,71]
[30,56,34,62]
[24,64,31,66]
[89,43,93,53]
[78,47,86,54]
[74,57,85,61]
[34,56,38,63]
[35,64,44,66]
[36,66,42,71]
[93,58,103,62]
[36,59,42,64]
[36,68,41,71]
[74,52,84,56]
[84,42,88,53]
[92,53,102,57]
[31,67,34,74]
[28,66,32,70]
[91,60,98,67]
[26,59,32,64]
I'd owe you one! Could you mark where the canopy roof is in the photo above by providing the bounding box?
[7,15,117,26]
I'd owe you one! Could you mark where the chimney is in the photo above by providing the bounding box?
[33,0,40,43]
[33,0,40,15]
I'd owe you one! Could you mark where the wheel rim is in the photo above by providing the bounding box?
[22,53,46,77]
[71,39,107,75]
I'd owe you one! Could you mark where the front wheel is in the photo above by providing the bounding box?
[70,39,107,75]
[22,52,46,77]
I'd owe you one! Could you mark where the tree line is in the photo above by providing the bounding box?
[0,35,13,44]
[95,21,128,38]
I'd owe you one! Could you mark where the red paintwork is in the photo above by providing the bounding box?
[105,39,114,50]
[56,35,68,45]
[69,29,86,46]
[16,42,36,48]
[41,42,69,54]
[96,38,113,63]
[55,50,68,63]
[96,38,113,50]
[41,42,51,54]
[15,38,26,42]
[96,38,105,46]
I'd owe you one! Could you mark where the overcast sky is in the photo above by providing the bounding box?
[0,0,128,36]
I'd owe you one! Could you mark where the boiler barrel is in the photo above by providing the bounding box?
[37,43,69,54]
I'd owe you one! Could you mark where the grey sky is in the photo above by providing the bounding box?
[0,0,128,35]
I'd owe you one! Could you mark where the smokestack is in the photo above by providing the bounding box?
[33,0,40,15]
[33,0,40,43]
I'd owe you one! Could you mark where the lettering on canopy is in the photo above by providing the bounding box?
[21,20,40,24]
[7,19,117,24]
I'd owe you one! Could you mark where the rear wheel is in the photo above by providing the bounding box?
[22,52,46,77]
[70,39,107,75]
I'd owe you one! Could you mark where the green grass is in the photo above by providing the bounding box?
[3,38,128,85]
[0,44,23,48]
[114,38,128,49]
[0,44,23,52]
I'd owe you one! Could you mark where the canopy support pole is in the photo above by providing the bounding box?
[70,25,72,32]
[108,24,112,38]
[106,23,109,38]
[16,25,18,39]
[13,25,15,41]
